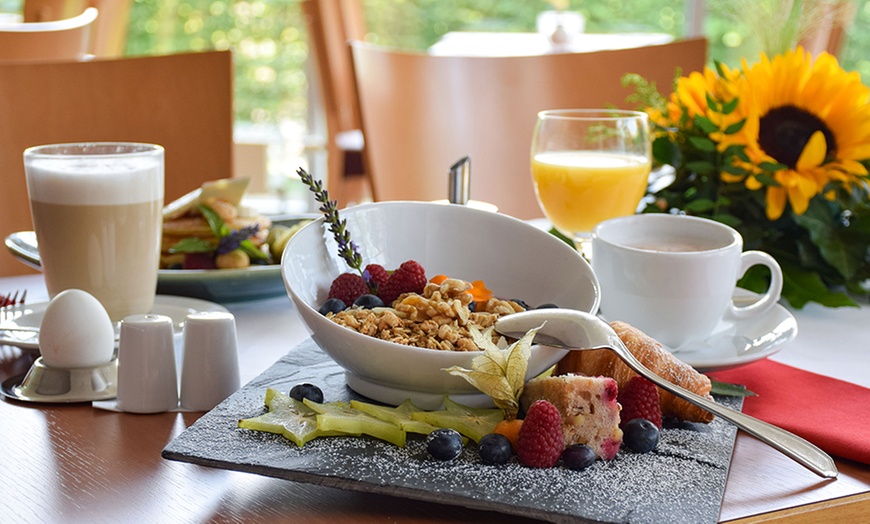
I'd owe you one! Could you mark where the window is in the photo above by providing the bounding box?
[122,0,868,211]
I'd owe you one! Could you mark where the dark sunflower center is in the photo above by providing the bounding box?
[757,105,835,168]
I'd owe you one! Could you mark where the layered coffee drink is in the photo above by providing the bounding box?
[24,143,164,321]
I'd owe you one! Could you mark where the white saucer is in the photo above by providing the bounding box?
[668,290,798,372]
[0,295,228,351]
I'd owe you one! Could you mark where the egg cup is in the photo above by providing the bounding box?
[2,357,117,403]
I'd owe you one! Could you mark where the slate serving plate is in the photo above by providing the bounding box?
[162,339,741,524]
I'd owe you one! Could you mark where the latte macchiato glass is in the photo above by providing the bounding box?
[24,143,164,321]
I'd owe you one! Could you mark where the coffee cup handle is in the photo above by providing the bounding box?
[727,251,783,319]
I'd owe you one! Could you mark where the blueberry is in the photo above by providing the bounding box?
[562,444,596,470]
[536,303,559,309]
[289,383,324,404]
[468,301,476,312]
[510,298,530,310]
[477,433,512,465]
[318,298,346,315]
[427,428,463,461]
[622,418,660,453]
[353,293,385,309]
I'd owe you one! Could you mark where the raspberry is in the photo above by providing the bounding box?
[364,264,390,294]
[618,376,662,430]
[328,273,368,305]
[515,400,564,468]
[378,260,427,305]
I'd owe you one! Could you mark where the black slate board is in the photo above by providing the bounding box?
[163,338,741,523]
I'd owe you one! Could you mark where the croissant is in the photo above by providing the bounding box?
[555,321,714,423]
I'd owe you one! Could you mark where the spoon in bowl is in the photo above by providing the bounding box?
[494,308,838,479]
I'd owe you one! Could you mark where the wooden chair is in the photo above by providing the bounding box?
[350,38,708,219]
[24,0,132,58]
[0,50,234,276]
[301,0,371,208]
[0,6,97,62]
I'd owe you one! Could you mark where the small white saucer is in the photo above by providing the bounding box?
[0,295,228,351]
[1,356,117,403]
[668,290,798,372]
[345,372,496,411]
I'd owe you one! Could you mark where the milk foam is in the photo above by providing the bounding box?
[25,156,164,205]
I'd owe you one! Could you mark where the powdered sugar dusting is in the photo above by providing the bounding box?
[164,339,740,524]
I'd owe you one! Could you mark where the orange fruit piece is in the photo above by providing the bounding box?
[493,418,524,450]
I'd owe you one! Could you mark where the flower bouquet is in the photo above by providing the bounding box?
[625,47,870,308]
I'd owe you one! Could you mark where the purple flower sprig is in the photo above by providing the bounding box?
[297,167,364,275]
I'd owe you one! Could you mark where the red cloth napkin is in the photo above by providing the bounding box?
[709,359,870,465]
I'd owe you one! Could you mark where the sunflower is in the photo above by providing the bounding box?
[725,48,870,219]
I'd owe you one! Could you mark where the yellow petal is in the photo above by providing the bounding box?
[796,131,827,170]
[766,187,787,220]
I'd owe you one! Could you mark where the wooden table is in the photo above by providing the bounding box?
[1,273,868,523]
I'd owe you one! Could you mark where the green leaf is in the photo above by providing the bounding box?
[652,135,678,166]
[723,119,746,134]
[693,115,718,135]
[685,160,715,175]
[710,381,756,397]
[199,204,229,238]
[683,198,717,213]
[777,262,858,309]
[720,97,740,115]
[758,161,787,172]
[168,237,213,254]
[548,227,576,250]
[794,199,863,280]
[687,135,717,152]
[704,92,720,113]
[239,239,269,260]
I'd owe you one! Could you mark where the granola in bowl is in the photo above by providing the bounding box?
[327,278,525,351]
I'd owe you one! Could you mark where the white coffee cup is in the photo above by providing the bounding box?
[23,142,164,322]
[117,314,179,414]
[179,311,241,411]
[591,214,783,349]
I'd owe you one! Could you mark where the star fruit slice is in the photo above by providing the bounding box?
[304,399,407,447]
[238,388,341,447]
[350,399,442,436]
[410,397,504,443]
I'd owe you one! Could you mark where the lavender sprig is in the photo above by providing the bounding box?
[297,167,364,274]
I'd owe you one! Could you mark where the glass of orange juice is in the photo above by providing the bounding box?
[531,109,651,258]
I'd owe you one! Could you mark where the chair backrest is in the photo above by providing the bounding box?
[351,38,708,219]
[24,0,132,58]
[0,50,234,276]
[301,0,370,207]
[0,6,97,62]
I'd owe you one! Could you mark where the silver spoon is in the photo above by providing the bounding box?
[494,308,838,479]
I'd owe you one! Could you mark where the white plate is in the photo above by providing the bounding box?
[0,295,227,351]
[668,289,798,372]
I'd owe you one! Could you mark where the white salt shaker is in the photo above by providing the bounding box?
[179,311,241,411]
[117,314,179,413]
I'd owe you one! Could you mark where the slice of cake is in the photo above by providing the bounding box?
[520,374,622,460]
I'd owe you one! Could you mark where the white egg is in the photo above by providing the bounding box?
[39,289,115,369]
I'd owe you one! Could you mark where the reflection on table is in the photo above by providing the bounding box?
[428,31,674,57]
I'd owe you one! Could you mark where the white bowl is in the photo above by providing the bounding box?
[282,201,599,408]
